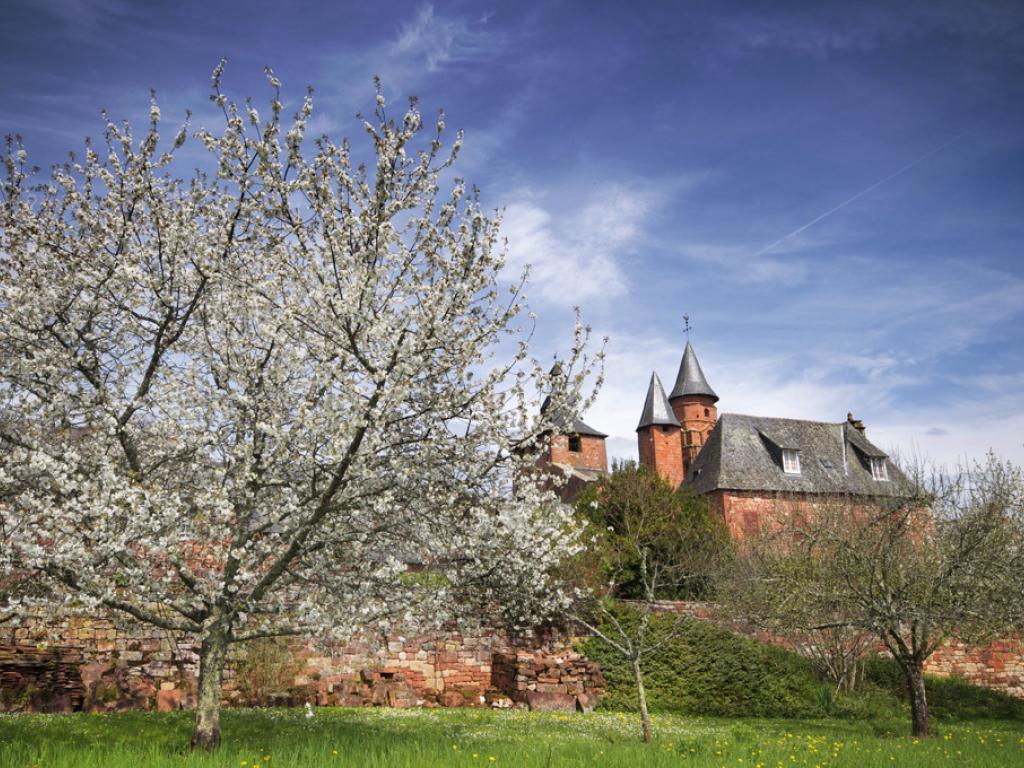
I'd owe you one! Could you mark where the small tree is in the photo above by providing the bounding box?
[721,455,1024,737]
[568,462,731,742]
[0,66,598,749]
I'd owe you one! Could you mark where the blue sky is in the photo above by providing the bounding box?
[3,0,1023,466]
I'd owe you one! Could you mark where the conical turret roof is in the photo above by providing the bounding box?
[637,372,681,430]
[669,341,718,402]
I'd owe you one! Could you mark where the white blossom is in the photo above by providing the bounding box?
[0,66,600,749]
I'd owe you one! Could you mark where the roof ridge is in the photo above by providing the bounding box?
[719,412,845,427]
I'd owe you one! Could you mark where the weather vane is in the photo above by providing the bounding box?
[683,314,692,340]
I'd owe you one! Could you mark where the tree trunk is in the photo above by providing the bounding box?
[904,661,929,738]
[191,624,229,751]
[631,657,652,743]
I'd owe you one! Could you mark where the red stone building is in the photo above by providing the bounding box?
[638,340,908,534]
[534,363,609,501]
[542,340,907,533]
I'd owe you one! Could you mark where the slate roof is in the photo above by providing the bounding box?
[685,413,913,497]
[539,364,607,438]
[637,372,680,430]
[669,342,718,401]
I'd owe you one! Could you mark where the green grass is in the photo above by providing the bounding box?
[0,707,1021,767]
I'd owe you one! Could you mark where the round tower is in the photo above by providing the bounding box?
[636,371,684,488]
[668,341,719,475]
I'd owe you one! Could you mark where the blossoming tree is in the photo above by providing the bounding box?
[0,65,597,749]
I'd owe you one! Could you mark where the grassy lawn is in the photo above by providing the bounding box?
[0,707,1022,768]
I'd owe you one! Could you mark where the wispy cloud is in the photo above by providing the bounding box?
[594,332,1024,467]
[321,3,504,112]
[712,2,1024,61]
[392,4,497,71]
[28,0,138,40]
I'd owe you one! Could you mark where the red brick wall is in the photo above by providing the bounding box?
[671,395,717,474]
[638,424,684,488]
[547,434,607,473]
[709,489,846,540]
[4,607,1022,711]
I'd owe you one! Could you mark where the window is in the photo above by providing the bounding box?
[704,408,710,417]
[871,457,889,481]
[568,434,582,453]
[782,449,801,474]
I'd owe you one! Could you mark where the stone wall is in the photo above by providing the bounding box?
[547,433,607,474]
[924,637,1024,698]
[0,615,605,714]
[4,602,1022,713]
[491,650,605,712]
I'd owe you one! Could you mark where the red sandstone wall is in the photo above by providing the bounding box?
[548,434,607,472]
[710,490,854,540]
[0,616,599,713]
[924,637,1024,697]
[671,395,717,474]
[3,605,1023,711]
[638,425,684,487]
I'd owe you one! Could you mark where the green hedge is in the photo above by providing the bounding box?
[579,617,1024,722]
[579,613,827,718]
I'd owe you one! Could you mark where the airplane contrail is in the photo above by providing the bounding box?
[751,132,968,259]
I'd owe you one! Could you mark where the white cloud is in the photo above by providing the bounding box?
[500,182,673,308]
[871,395,1024,470]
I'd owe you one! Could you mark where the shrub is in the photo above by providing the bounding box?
[579,613,827,717]
[233,638,304,707]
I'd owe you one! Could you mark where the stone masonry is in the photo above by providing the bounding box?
[0,615,607,714]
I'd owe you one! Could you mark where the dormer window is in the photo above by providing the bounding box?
[568,434,582,453]
[870,456,889,481]
[782,449,801,474]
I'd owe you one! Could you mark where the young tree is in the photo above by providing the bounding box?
[568,462,731,742]
[0,66,597,749]
[720,456,1024,737]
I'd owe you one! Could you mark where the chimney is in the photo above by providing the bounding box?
[847,411,865,433]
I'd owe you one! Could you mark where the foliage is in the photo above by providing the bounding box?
[0,65,600,749]
[1,708,1022,768]
[579,612,827,718]
[567,462,732,742]
[573,461,731,600]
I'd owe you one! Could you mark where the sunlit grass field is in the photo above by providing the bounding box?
[1,707,1022,768]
